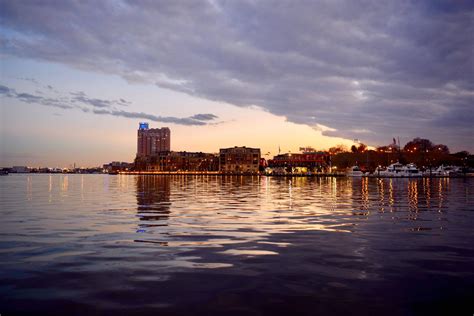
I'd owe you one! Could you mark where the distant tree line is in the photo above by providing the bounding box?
[328,137,473,171]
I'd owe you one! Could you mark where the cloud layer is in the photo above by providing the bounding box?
[0,84,218,126]
[1,0,473,147]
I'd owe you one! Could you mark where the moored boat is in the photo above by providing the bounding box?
[403,163,423,177]
[379,162,404,177]
[425,165,461,177]
[347,165,364,177]
[378,162,422,177]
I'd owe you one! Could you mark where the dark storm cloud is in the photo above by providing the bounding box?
[0,0,473,148]
[0,84,218,126]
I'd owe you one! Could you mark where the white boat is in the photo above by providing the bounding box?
[424,165,461,177]
[374,166,386,176]
[378,162,422,177]
[379,162,404,177]
[403,163,423,177]
[347,165,364,177]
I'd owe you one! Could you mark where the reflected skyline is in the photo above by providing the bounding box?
[136,176,171,224]
[126,174,460,246]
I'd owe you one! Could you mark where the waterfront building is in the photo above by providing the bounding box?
[156,151,218,172]
[103,161,134,173]
[135,151,218,172]
[268,150,329,173]
[10,166,30,173]
[219,146,261,173]
[137,122,170,157]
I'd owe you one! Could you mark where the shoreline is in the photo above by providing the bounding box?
[114,171,474,178]
[3,172,473,178]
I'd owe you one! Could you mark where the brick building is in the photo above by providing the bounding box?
[219,146,261,173]
[268,151,330,173]
[135,151,218,172]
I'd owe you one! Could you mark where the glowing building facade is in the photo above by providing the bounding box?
[137,122,170,157]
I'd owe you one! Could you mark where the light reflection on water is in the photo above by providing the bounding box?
[0,174,473,315]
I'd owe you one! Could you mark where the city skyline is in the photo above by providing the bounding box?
[1,1,473,167]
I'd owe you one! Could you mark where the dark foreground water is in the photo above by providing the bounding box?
[0,174,473,315]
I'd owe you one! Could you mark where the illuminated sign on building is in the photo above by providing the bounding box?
[139,122,149,130]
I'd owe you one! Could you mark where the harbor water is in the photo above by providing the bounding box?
[0,174,473,315]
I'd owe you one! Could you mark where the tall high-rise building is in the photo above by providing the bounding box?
[137,122,171,157]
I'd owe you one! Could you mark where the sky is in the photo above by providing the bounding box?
[0,0,473,167]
